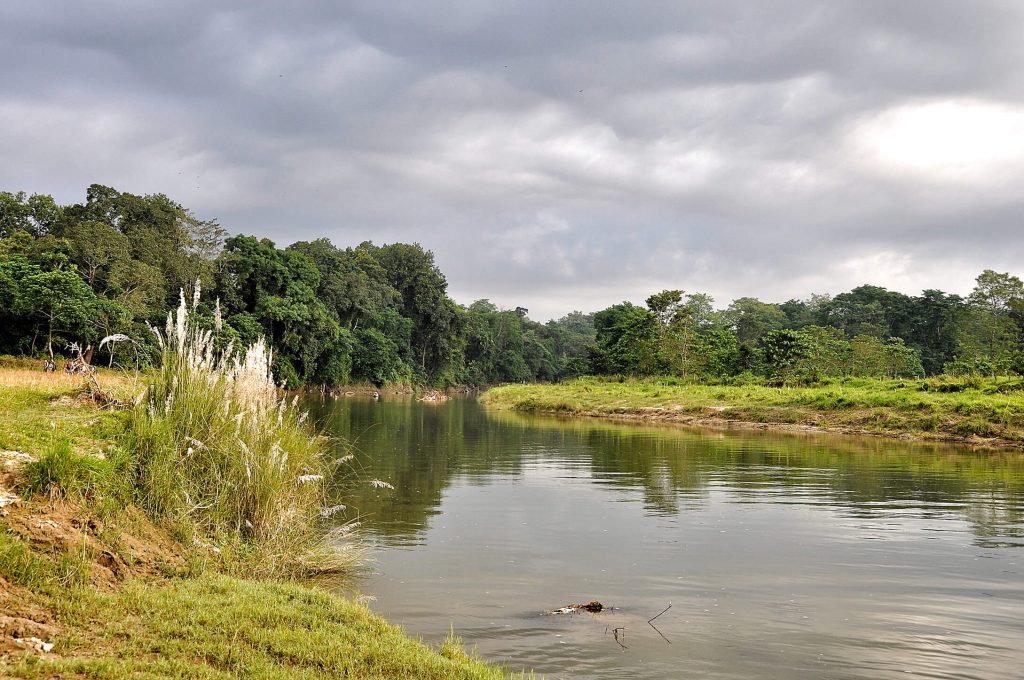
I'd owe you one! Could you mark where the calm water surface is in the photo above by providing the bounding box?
[309,396,1024,680]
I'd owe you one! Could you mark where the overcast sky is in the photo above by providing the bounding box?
[2,1,1023,319]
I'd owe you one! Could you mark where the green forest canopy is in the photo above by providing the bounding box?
[2,185,1023,386]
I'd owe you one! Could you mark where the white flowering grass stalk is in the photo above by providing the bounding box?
[129,288,362,578]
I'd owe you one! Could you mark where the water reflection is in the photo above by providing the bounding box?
[309,396,1024,549]
[307,396,1024,680]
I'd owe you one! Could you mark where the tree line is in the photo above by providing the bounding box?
[2,185,1023,386]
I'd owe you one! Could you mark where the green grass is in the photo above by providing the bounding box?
[127,300,356,580]
[19,438,123,501]
[0,526,91,593]
[481,376,1024,445]
[0,371,128,458]
[5,573,529,679]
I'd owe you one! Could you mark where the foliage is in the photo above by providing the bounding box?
[20,439,115,500]
[3,183,1024,385]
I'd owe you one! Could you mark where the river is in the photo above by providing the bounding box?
[309,395,1024,680]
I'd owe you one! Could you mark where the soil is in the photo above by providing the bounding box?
[0,576,57,658]
[2,502,185,589]
[0,452,186,662]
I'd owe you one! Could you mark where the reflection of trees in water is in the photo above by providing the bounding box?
[579,429,710,515]
[307,397,1024,545]
[509,411,1024,532]
[964,501,1024,548]
[307,397,531,540]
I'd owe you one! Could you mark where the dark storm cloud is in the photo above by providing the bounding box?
[3,1,1023,318]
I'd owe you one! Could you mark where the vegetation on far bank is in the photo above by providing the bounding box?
[481,376,1024,447]
[0,302,525,676]
[7,185,1024,395]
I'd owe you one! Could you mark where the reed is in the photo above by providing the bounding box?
[127,289,361,578]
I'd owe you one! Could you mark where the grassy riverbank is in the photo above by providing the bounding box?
[482,376,1024,447]
[0,362,526,677]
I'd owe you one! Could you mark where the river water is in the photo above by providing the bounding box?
[309,396,1024,680]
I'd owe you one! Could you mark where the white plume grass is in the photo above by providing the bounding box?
[130,288,361,578]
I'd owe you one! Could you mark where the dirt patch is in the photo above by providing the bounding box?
[0,577,57,660]
[0,498,188,662]
[2,502,185,590]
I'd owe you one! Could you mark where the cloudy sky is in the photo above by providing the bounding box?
[2,1,1023,319]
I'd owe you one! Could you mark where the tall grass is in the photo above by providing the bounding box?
[128,290,359,578]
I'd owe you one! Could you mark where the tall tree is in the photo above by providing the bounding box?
[371,243,462,382]
[0,191,62,237]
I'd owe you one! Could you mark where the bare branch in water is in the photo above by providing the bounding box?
[605,626,628,651]
[648,603,672,644]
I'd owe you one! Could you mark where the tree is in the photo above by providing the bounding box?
[371,243,462,382]
[17,264,102,357]
[906,290,963,375]
[645,290,716,378]
[758,329,811,381]
[108,259,166,318]
[352,328,408,385]
[288,239,402,332]
[0,191,62,237]
[799,325,850,379]
[215,235,340,386]
[725,297,789,348]
[462,300,534,383]
[592,302,659,375]
[545,311,596,378]
[819,285,914,339]
[962,270,1024,373]
[65,220,131,288]
[64,184,221,306]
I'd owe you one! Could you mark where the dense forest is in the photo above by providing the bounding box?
[2,185,1023,386]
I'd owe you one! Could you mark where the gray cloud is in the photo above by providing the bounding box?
[3,1,1023,319]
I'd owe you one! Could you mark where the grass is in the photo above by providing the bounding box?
[126,294,357,579]
[19,438,127,502]
[481,376,1024,446]
[0,527,91,593]
[0,368,128,457]
[5,573,529,679]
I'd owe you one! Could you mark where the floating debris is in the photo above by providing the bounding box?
[548,600,605,614]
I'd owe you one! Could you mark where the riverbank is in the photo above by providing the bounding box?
[481,377,1024,448]
[0,368,527,678]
